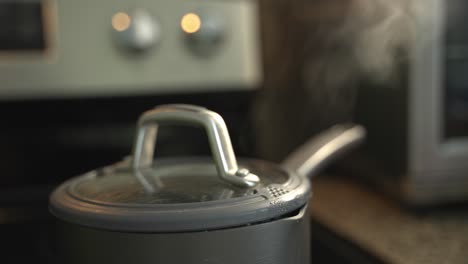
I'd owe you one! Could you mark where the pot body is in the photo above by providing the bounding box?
[53,205,310,264]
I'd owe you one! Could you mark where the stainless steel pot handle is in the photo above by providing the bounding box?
[131,104,260,188]
[281,124,366,178]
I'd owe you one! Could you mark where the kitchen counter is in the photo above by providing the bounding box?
[310,178,468,264]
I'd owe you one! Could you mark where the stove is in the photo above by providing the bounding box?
[0,0,261,262]
[0,0,261,98]
[0,92,256,263]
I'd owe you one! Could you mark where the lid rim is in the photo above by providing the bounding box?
[50,187,311,232]
[49,158,311,232]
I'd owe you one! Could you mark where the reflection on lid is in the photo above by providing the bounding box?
[71,159,290,205]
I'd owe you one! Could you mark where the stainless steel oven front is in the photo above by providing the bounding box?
[0,0,261,99]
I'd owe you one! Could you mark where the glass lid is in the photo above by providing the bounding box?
[71,159,291,205]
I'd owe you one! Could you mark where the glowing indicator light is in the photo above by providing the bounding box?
[181,13,201,34]
[112,12,131,32]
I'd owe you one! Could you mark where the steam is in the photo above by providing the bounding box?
[253,0,433,160]
[338,0,428,82]
[301,0,432,108]
[295,0,433,147]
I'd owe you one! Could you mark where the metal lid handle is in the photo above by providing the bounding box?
[131,104,259,188]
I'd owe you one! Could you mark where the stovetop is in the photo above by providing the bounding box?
[0,91,255,262]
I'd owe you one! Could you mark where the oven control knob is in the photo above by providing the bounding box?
[112,9,161,51]
[181,12,225,55]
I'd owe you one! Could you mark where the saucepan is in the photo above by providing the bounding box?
[49,104,365,264]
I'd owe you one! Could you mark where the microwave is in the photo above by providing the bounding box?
[354,0,468,206]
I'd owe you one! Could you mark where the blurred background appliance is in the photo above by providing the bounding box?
[0,0,261,262]
[0,0,261,98]
[354,0,468,206]
[0,0,261,193]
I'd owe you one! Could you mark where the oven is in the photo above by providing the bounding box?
[0,0,261,262]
